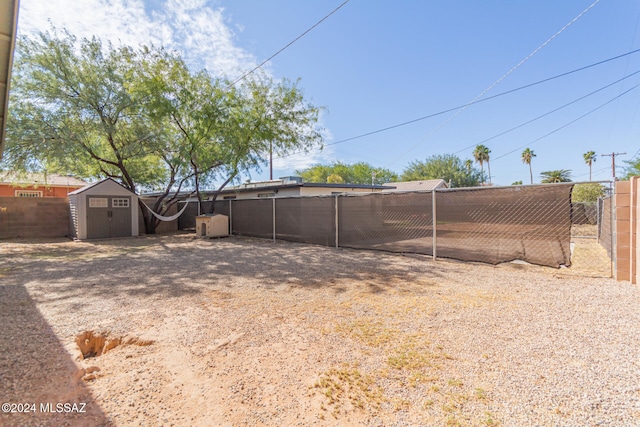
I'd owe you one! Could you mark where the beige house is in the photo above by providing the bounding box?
[211,176,391,200]
[381,179,448,192]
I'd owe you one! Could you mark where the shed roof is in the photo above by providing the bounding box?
[68,177,136,196]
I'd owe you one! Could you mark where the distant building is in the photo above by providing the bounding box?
[143,176,392,201]
[381,179,448,192]
[215,176,390,199]
[0,171,87,198]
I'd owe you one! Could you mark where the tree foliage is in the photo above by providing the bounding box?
[296,162,397,185]
[583,151,597,181]
[623,158,640,179]
[401,154,482,188]
[473,144,491,184]
[540,169,572,183]
[521,148,536,185]
[4,28,323,232]
[571,183,606,202]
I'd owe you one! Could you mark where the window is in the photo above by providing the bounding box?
[112,198,130,208]
[257,193,275,198]
[15,190,42,197]
[89,198,108,208]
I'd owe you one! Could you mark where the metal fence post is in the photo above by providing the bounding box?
[596,196,600,244]
[335,195,339,248]
[432,190,437,261]
[272,197,276,242]
[229,199,233,235]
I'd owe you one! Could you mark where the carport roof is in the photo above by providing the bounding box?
[0,0,19,160]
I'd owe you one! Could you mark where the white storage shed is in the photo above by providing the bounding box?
[68,178,139,240]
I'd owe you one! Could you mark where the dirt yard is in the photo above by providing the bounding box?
[0,234,638,426]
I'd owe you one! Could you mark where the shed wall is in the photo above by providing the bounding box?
[71,179,139,239]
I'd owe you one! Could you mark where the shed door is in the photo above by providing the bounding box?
[86,196,132,239]
[110,197,132,237]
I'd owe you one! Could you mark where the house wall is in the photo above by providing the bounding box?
[220,186,381,199]
[0,196,71,238]
[299,187,379,196]
[0,184,84,198]
[220,187,302,199]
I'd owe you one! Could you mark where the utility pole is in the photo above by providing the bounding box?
[601,152,626,180]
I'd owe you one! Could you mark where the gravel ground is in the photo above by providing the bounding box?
[0,233,639,426]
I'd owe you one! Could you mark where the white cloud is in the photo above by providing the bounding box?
[273,126,336,173]
[18,0,255,76]
[16,0,331,179]
[272,145,335,173]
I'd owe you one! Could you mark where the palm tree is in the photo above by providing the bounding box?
[521,148,536,184]
[540,169,572,183]
[473,145,491,184]
[464,159,472,174]
[583,151,596,181]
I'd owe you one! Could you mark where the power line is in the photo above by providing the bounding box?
[229,0,351,87]
[493,84,640,161]
[573,165,610,179]
[388,0,602,165]
[272,48,640,161]
[454,68,640,156]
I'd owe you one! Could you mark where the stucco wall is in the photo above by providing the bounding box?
[0,196,71,238]
[299,187,378,196]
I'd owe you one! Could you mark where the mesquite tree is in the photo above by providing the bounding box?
[4,28,323,232]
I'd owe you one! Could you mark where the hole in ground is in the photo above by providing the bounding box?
[75,331,154,359]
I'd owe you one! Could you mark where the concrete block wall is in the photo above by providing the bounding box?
[0,197,71,238]
[614,178,640,283]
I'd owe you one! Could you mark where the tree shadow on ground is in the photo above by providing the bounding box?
[1,234,446,305]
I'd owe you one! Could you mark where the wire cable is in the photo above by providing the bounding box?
[388,0,602,165]
[228,0,351,86]
[453,68,640,156]
[271,48,640,161]
[492,83,640,162]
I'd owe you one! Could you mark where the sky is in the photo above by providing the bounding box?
[14,0,640,185]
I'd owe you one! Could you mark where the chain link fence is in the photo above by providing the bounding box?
[178,182,614,276]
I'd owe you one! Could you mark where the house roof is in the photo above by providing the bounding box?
[381,179,448,192]
[0,0,19,160]
[141,177,391,198]
[0,171,88,187]
[221,181,390,194]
